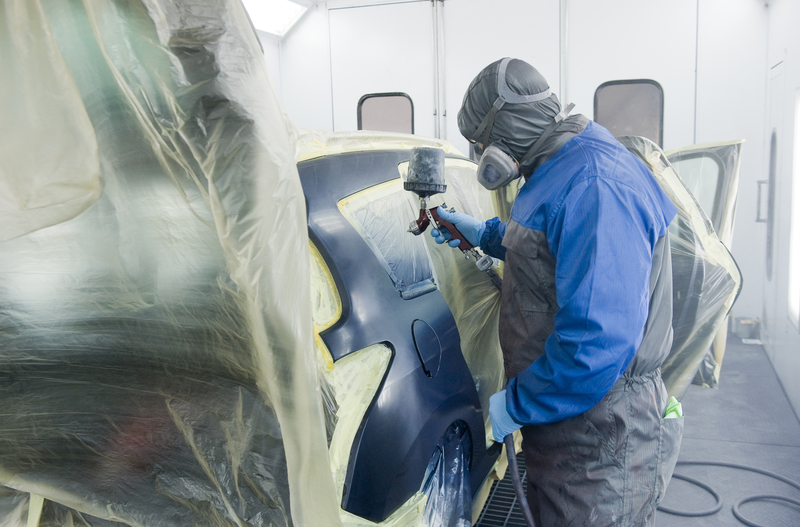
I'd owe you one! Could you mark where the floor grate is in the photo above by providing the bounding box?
[475,452,529,527]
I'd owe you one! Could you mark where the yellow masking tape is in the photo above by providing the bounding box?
[27,494,44,527]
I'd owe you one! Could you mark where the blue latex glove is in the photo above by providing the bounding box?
[489,390,522,443]
[430,206,486,248]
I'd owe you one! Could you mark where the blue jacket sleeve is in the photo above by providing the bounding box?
[480,217,506,260]
[506,177,663,425]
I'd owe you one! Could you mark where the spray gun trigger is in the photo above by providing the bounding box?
[425,208,438,230]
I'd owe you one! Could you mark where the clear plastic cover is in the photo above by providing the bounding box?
[0,0,101,243]
[666,140,744,389]
[295,130,463,163]
[420,422,472,527]
[619,136,741,399]
[0,1,340,526]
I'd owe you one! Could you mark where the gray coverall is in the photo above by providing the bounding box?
[460,58,683,526]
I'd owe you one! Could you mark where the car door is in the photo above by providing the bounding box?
[665,140,744,388]
[666,140,744,246]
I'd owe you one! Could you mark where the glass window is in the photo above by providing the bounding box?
[594,80,664,147]
[670,153,724,222]
[338,179,436,299]
[789,89,800,328]
[357,93,414,134]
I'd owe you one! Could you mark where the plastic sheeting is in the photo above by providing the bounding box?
[0,0,101,243]
[666,140,743,248]
[666,140,744,389]
[295,130,462,164]
[619,136,741,399]
[420,422,471,527]
[0,1,340,526]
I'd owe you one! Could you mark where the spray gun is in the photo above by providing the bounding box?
[404,148,503,291]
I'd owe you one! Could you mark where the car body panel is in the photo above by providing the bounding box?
[299,150,499,522]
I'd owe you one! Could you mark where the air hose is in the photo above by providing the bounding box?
[658,461,800,527]
[504,434,537,527]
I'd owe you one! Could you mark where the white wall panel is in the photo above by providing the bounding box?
[442,0,561,156]
[280,5,334,131]
[695,0,768,321]
[565,0,697,151]
[763,63,785,361]
[257,31,283,102]
[328,1,436,134]
[762,0,800,414]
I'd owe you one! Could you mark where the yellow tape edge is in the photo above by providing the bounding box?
[27,494,44,527]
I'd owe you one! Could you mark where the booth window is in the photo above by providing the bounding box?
[789,89,800,328]
[594,80,664,147]
[357,93,414,134]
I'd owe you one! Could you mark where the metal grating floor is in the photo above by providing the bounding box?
[475,452,529,527]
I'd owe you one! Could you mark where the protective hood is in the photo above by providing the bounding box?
[457,58,589,175]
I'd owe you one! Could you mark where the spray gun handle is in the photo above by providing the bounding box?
[430,207,474,252]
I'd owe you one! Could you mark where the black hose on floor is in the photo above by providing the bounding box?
[504,434,536,527]
[658,460,800,527]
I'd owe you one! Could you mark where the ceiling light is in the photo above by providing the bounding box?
[242,0,307,38]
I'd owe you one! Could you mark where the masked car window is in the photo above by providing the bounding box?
[338,179,437,299]
[669,153,723,226]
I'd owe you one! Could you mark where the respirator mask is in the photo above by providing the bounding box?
[470,58,575,190]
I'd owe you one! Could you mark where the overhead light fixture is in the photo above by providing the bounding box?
[242,0,308,38]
